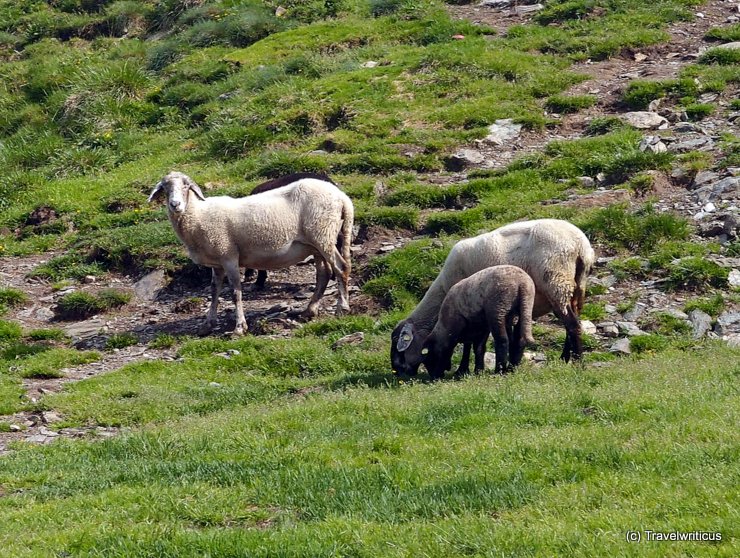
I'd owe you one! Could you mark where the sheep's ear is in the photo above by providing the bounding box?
[186,177,206,201]
[396,323,414,352]
[147,181,164,203]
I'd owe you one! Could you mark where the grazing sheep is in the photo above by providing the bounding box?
[391,219,594,377]
[421,265,535,379]
[244,172,338,289]
[148,171,353,335]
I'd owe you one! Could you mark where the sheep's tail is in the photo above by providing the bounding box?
[338,194,354,280]
[572,241,595,316]
[519,283,536,346]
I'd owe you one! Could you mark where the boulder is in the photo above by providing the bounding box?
[620,111,669,130]
[688,309,712,339]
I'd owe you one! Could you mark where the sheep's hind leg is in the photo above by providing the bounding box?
[224,261,247,335]
[302,258,331,319]
[331,247,351,315]
[200,267,225,336]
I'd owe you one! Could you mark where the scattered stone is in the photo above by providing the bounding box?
[479,0,512,7]
[598,322,619,337]
[578,176,595,188]
[83,275,96,284]
[483,119,523,145]
[581,320,597,335]
[617,321,646,336]
[634,52,647,62]
[513,3,543,15]
[379,244,396,253]
[693,170,720,188]
[728,269,740,288]
[331,332,365,350]
[715,311,740,334]
[694,177,739,203]
[275,6,287,17]
[133,269,166,301]
[42,411,62,424]
[688,309,712,339]
[484,351,496,370]
[620,111,669,130]
[650,307,688,320]
[622,302,646,322]
[444,149,485,171]
[609,338,631,355]
[25,435,49,444]
[726,333,740,349]
[209,382,221,387]
[639,136,667,153]
[361,61,378,68]
[63,318,107,339]
[604,304,618,314]
[9,424,21,432]
[669,137,713,153]
[673,122,699,133]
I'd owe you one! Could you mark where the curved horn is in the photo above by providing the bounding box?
[147,181,164,203]
[396,322,415,352]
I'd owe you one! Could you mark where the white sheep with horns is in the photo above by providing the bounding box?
[148,171,354,335]
[390,219,595,377]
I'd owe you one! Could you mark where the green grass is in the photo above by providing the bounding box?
[55,289,132,320]
[0,287,28,308]
[0,345,737,556]
[684,293,725,317]
[545,94,597,114]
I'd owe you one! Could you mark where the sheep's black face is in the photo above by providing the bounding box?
[390,320,423,377]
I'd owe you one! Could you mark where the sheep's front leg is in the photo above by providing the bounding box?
[472,336,487,373]
[303,258,331,319]
[453,343,471,378]
[224,261,247,335]
[200,267,225,335]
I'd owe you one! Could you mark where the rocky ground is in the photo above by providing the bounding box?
[1,0,739,451]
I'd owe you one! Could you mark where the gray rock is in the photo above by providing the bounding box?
[693,170,720,188]
[651,307,689,320]
[717,311,740,328]
[484,119,523,145]
[575,176,594,188]
[361,60,378,68]
[484,351,496,370]
[597,322,619,337]
[9,424,21,432]
[639,136,667,153]
[712,41,740,50]
[694,177,739,203]
[331,331,365,350]
[479,0,513,7]
[42,411,62,424]
[604,304,618,314]
[134,269,166,301]
[668,137,713,153]
[620,111,669,130]
[725,333,740,349]
[514,3,544,15]
[729,269,740,288]
[25,435,50,444]
[673,122,699,133]
[688,309,712,339]
[622,302,646,322]
[617,321,647,337]
[445,149,485,171]
[609,338,631,355]
[63,318,106,339]
[581,320,597,335]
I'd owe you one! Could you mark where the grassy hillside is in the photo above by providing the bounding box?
[0,346,738,556]
[0,0,739,555]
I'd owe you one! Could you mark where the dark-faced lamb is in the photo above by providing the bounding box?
[421,265,535,379]
[243,172,338,289]
[391,219,595,377]
[148,172,353,335]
